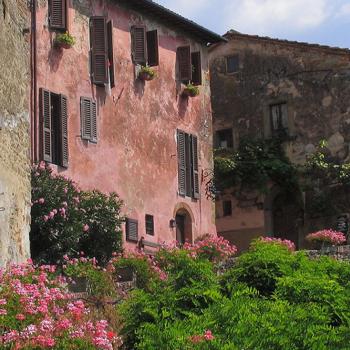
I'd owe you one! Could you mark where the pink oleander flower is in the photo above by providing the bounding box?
[38,198,45,204]
[49,211,55,219]
[83,224,90,232]
[259,236,296,251]
[62,201,68,208]
[306,229,346,246]
[16,313,26,321]
[64,187,68,194]
[43,215,49,222]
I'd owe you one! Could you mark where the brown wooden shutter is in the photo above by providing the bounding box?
[107,20,115,88]
[131,26,147,64]
[191,52,202,85]
[90,17,108,85]
[177,46,191,82]
[80,97,91,140]
[40,88,52,163]
[191,135,200,199]
[185,134,192,197]
[91,101,97,143]
[59,95,68,168]
[126,218,138,242]
[49,0,66,30]
[147,30,159,67]
[177,130,186,197]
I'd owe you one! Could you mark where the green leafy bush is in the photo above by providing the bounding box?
[30,162,123,265]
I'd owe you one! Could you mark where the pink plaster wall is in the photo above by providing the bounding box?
[33,0,216,248]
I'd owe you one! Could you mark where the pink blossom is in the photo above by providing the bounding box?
[306,229,346,246]
[83,224,90,232]
[62,201,68,208]
[16,313,26,320]
[259,237,296,251]
[64,187,68,194]
[49,211,55,219]
[43,215,49,222]
[38,198,45,204]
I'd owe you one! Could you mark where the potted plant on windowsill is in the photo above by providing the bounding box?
[138,65,156,81]
[54,31,76,49]
[182,83,200,97]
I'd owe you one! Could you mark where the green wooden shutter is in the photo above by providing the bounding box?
[59,95,68,167]
[191,52,202,85]
[80,97,91,140]
[147,30,159,66]
[131,26,147,64]
[107,20,115,88]
[90,17,108,85]
[49,0,66,30]
[40,88,52,163]
[177,130,186,197]
[177,46,191,82]
[191,135,200,199]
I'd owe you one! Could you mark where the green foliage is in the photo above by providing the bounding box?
[119,242,350,349]
[222,240,295,296]
[55,31,76,47]
[139,65,156,79]
[30,162,123,265]
[183,83,200,97]
[214,138,298,193]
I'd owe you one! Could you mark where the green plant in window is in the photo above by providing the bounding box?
[183,83,200,97]
[139,65,156,81]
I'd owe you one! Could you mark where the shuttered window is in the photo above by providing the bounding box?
[80,97,97,143]
[191,52,202,86]
[39,88,69,168]
[177,46,191,82]
[145,215,154,236]
[177,130,200,199]
[131,26,147,65]
[49,0,67,31]
[107,20,115,88]
[90,17,108,85]
[147,30,159,67]
[126,218,139,242]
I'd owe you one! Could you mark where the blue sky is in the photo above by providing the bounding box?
[155,0,350,48]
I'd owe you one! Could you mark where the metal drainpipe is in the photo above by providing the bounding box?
[30,0,37,163]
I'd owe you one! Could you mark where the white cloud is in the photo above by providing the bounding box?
[336,3,350,17]
[226,0,330,35]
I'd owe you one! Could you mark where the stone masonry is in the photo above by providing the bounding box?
[0,0,31,266]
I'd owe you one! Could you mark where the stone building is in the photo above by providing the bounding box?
[0,0,31,266]
[209,31,350,251]
[31,0,225,249]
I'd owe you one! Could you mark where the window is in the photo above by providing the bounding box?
[145,215,154,236]
[270,103,288,136]
[226,55,239,74]
[131,27,159,66]
[177,130,199,199]
[223,200,232,217]
[49,0,67,31]
[39,88,68,167]
[216,129,233,149]
[126,218,138,242]
[80,97,97,143]
[177,46,202,85]
[90,17,114,86]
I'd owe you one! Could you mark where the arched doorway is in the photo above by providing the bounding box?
[174,205,193,244]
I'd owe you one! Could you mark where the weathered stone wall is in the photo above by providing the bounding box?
[210,34,350,250]
[0,0,31,265]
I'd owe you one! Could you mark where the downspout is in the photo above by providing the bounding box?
[30,0,37,163]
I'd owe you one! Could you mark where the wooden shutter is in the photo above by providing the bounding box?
[49,0,66,30]
[177,46,191,82]
[40,88,52,163]
[59,95,68,167]
[177,130,186,197]
[185,134,192,197]
[80,97,91,140]
[191,135,200,199]
[131,26,147,64]
[191,52,202,85]
[126,218,138,242]
[90,17,108,85]
[107,20,115,88]
[147,30,159,67]
[91,101,97,143]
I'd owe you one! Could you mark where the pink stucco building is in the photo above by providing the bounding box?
[30,0,225,249]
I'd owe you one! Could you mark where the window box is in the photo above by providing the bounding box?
[182,83,200,98]
[54,32,75,49]
[138,66,156,81]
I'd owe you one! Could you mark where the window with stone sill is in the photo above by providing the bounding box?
[270,103,289,137]
[216,128,234,149]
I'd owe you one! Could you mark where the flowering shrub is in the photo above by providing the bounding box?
[259,236,296,251]
[189,329,215,343]
[184,235,237,262]
[0,260,121,349]
[31,162,123,265]
[306,229,346,246]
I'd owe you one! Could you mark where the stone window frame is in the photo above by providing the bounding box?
[263,97,296,140]
[225,55,240,75]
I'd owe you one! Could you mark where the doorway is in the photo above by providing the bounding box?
[174,206,193,245]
